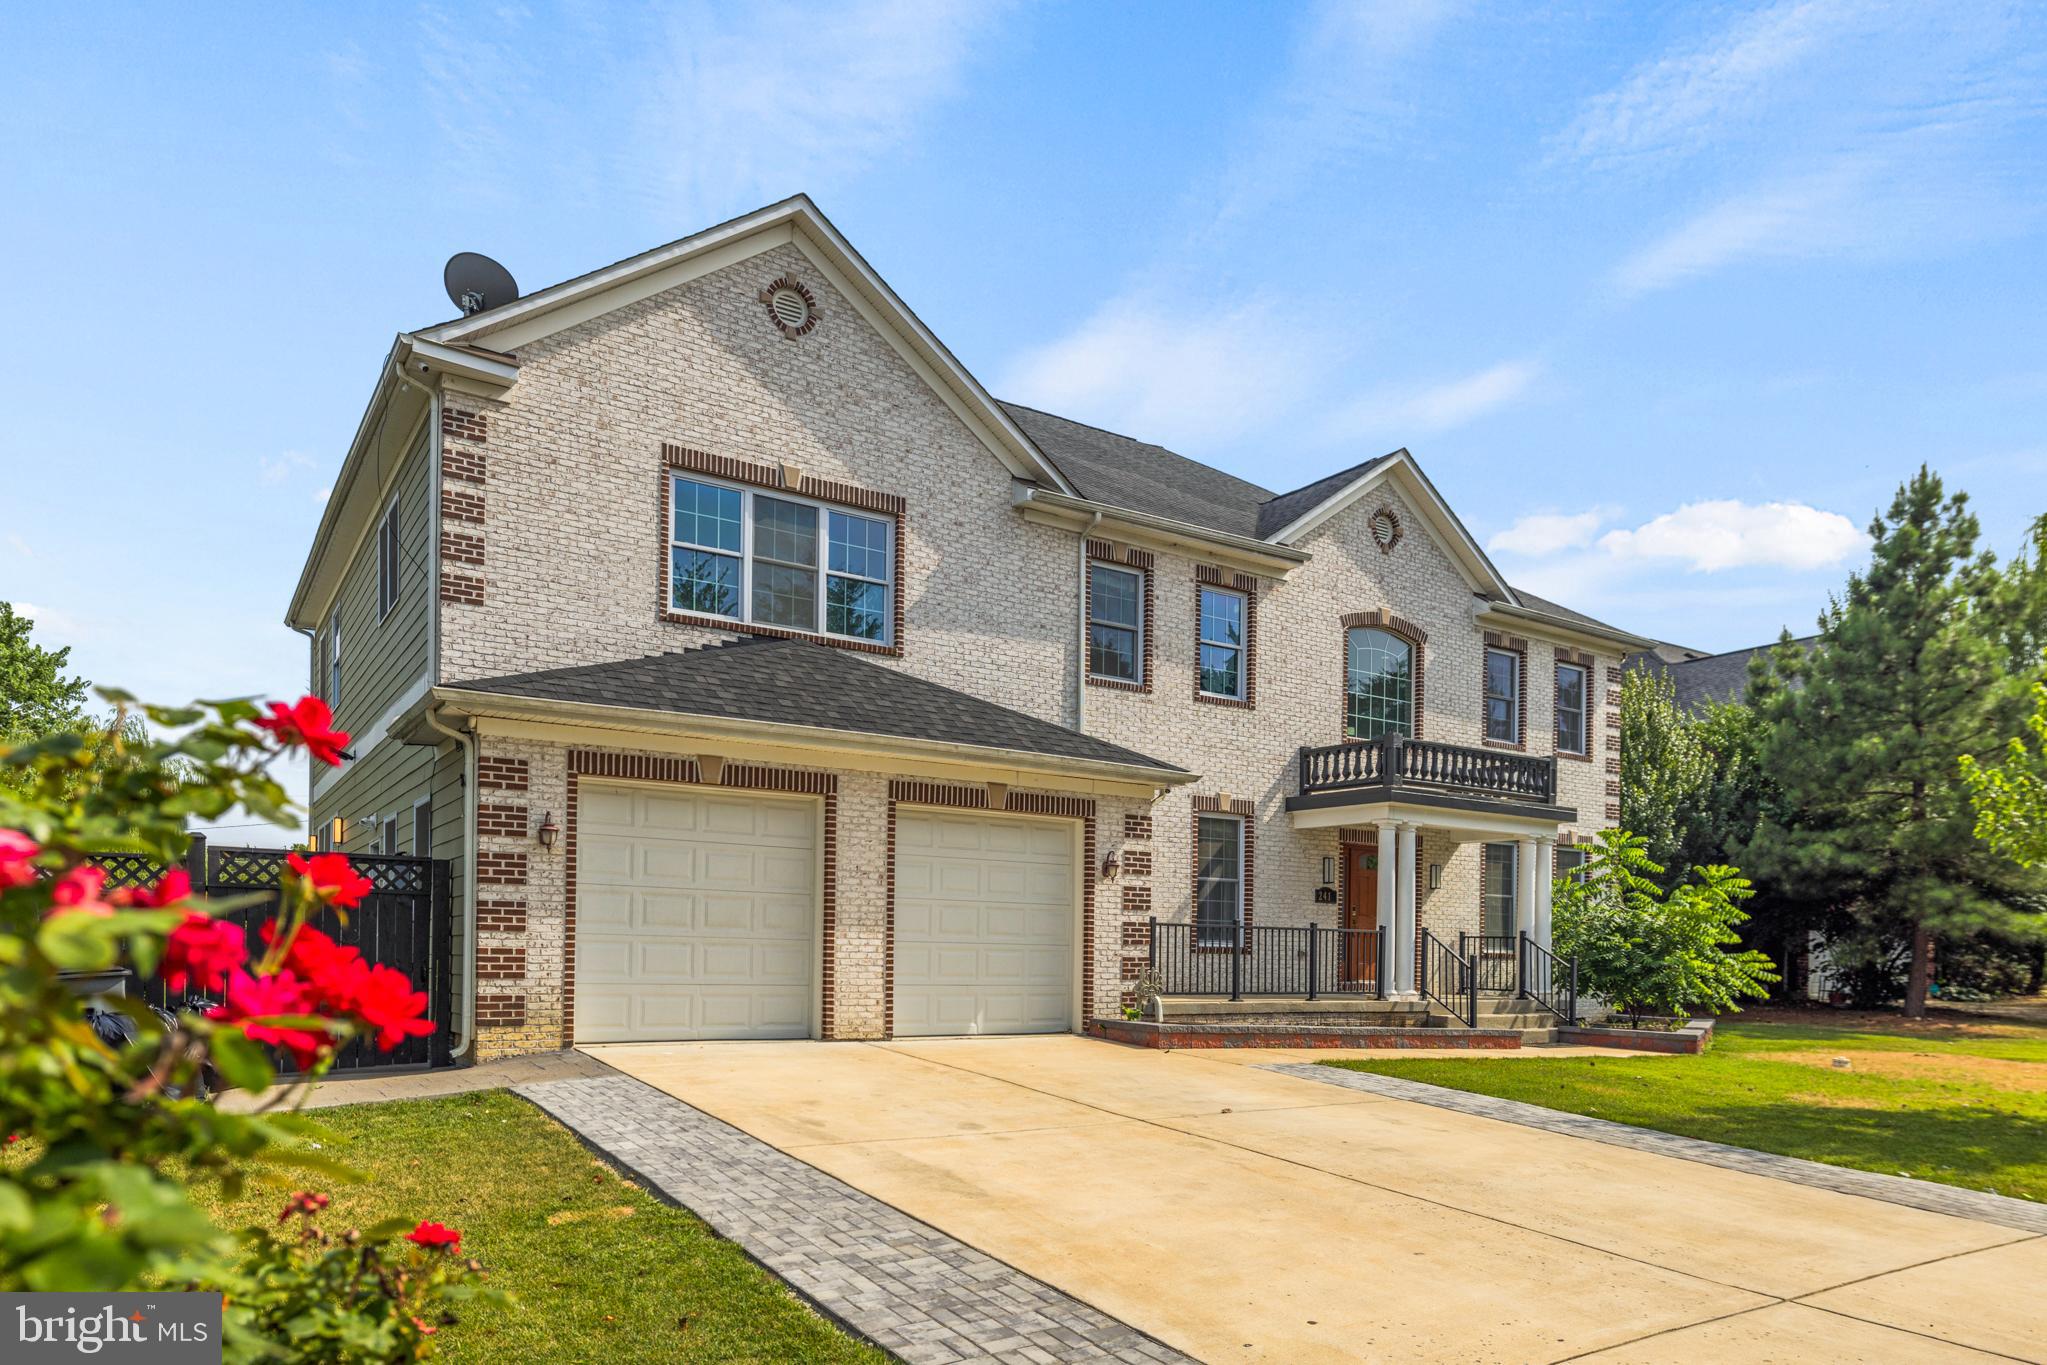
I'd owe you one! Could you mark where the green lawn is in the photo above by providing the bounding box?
[1323,1010,2047,1202]
[194,1090,885,1364]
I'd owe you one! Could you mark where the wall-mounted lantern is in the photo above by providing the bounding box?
[1100,852,1120,881]
[1428,863,1442,891]
[1320,855,1335,888]
[535,811,560,851]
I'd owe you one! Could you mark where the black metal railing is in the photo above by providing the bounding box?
[1461,932,1520,993]
[1148,919,1385,1001]
[1298,732,1555,804]
[1518,932,1577,1024]
[1418,928,1477,1027]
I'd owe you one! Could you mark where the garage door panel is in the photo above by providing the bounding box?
[574,785,816,1044]
[895,810,1073,1038]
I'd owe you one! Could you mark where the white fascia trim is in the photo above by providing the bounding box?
[1013,486,1309,576]
[1476,602,1655,652]
[401,336,519,389]
[430,686,1197,790]
[1265,454,1515,599]
[287,340,407,628]
[1290,800,1566,839]
[416,194,1074,496]
[309,669,434,802]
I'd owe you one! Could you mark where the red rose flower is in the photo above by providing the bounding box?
[285,852,373,910]
[163,912,247,993]
[259,922,431,1052]
[405,1220,462,1252]
[278,1190,330,1222]
[48,865,114,918]
[0,830,39,889]
[207,969,336,1071]
[253,696,350,768]
[353,963,435,1051]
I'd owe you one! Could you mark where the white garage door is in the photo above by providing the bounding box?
[894,809,1075,1037]
[574,783,816,1043]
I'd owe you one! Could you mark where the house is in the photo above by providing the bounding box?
[287,196,1650,1060]
[1625,636,1817,711]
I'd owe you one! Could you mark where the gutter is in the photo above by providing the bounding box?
[422,703,478,1060]
[428,686,1196,790]
[1479,600,1656,652]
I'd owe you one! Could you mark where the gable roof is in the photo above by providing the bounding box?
[1000,403,1280,540]
[1626,635,1818,710]
[445,637,1189,778]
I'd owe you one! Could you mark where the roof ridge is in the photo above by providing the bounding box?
[996,399,1278,499]
[1662,634,1819,665]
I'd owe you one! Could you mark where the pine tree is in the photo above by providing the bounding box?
[1746,468,2044,1016]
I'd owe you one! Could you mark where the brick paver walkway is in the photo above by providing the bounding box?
[219,1049,613,1112]
[517,1073,1191,1365]
[1273,1062,2047,1235]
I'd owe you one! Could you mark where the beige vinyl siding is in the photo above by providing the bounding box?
[309,423,434,848]
[431,746,468,970]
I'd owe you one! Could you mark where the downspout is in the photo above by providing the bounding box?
[1075,511,1102,730]
[423,702,478,1060]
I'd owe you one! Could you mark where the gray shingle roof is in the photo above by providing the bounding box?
[1255,458,1398,538]
[1000,402,1279,540]
[450,637,1187,774]
[1625,635,1818,710]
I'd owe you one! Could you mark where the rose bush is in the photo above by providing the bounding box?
[0,689,494,1361]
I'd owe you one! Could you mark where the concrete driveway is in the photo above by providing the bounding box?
[586,1036,2042,1363]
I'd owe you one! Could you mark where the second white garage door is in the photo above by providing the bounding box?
[574,783,816,1043]
[894,809,1076,1036]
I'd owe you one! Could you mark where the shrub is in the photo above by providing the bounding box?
[1552,830,1779,1025]
[0,690,495,1361]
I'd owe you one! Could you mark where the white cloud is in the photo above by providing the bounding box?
[260,449,316,486]
[1489,510,1605,557]
[1327,359,1542,440]
[1000,297,1324,451]
[634,0,1011,222]
[7,534,30,557]
[1598,499,1864,572]
[1612,163,1867,295]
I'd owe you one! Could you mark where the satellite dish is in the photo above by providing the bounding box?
[444,252,518,316]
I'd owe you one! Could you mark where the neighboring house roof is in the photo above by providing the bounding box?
[1625,635,1818,710]
[446,637,1189,777]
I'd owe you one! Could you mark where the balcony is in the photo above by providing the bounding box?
[1293,732,1560,810]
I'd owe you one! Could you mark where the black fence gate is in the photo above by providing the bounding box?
[95,836,453,1074]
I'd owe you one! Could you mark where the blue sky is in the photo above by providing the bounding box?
[4,1,2044,831]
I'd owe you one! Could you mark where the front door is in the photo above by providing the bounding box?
[1342,844,1378,984]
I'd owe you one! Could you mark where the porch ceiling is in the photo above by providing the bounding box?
[1286,791,1575,838]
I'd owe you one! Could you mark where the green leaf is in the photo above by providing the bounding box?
[209,1028,277,1094]
[362,1216,417,1242]
[37,912,117,971]
[0,1180,31,1236]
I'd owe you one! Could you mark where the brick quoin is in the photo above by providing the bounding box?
[1121,848,1152,877]
[476,899,528,934]
[476,994,526,1027]
[476,850,528,885]
[443,447,486,484]
[439,571,485,605]
[441,488,484,524]
[1124,813,1152,840]
[442,408,488,443]
[478,757,530,791]
[477,803,529,838]
[477,946,527,981]
[441,528,485,567]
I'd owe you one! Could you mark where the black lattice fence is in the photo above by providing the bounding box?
[91,836,452,1074]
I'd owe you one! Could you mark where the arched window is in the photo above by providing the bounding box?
[1345,627,1413,739]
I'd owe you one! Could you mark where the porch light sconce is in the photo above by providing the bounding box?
[1320,855,1335,888]
[535,812,560,851]
[1427,863,1442,891]
[1100,852,1120,881]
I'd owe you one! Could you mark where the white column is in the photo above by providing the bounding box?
[1396,822,1419,996]
[1534,836,1556,951]
[1515,835,1540,944]
[1376,820,1398,991]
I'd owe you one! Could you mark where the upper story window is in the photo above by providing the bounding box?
[1556,662,1589,756]
[1344,627,1412,739]
[1197,587,1245,699]
[326,607,342,706]
[1089,564,1143,683]
[1555,846,1589,884]
[377,498,401,620]
[668,475,893,645]
[1484,647,1520,744]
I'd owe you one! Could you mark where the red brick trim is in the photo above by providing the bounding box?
[1190,795,1256,954]
[1084,543,1154,694]
[441,488,484,524]
[886,781,1098,1029]
[562,749,838,1046]
[477,898,527,934]
[477,945,526,981]
[476,850,527,886]
[1481,637,1528,752]
[1368,504,1404,555]
[1124,812,1153,840]
[759,275,821,340]
[1121,848,1152,877]
[1193,565,1258,709]
[439,571,484,606]
[477,803,527,838]
[478,757,529,792]
[476,993,525,1027]
[882,800,896,1038]
[657,449,906,657]
[1339,611,1427,740]
[442,408,488,444]
[440,528,484,568]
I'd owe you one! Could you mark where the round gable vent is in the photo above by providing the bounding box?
[759,276,820,339]
[1369,506,1403,554]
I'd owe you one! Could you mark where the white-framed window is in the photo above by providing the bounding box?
[1088,563,1144,683]
[376,498,401,620]
[1484,647,1520,744]
[668,475,893,644]
[412,798,433,858]
[1482,841,1517,940]
[1197,586,1245,699]
[1195,813,1244,948]
[1555,846,1590,884]
[1556,662,1588,756]
[1344,628,1412,739]
[326,607,342,706]
[378,817,399,855]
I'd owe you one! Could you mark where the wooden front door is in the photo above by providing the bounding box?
[1343,844,1379,984]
